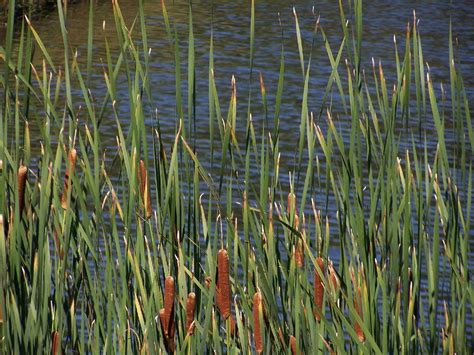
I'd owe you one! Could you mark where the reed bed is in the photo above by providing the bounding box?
[0,0,472,353]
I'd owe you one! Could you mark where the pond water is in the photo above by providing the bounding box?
[9,0,474,156]
[17,0,473,235]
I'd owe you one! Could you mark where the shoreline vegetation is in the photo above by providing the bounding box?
[1,0,473,353]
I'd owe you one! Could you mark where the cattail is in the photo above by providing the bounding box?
[159,308,175,353]
[217,249,231,319]
[159,308,166,333]
[163,276,175,337]
[138,159,152,219]
[293,213,299,231]
[18,165,27,215]
[354,286,365,342]
[287,193,300,230]
[329,263,339,292]
[277,327,285,347]
[295,238,304,268]
[290,335,298,355]
[61,149,77,209]
[185,292,196,335]
[253,291,264,353]
[51,331,61,355]
[313,257,325,321]
[287,192,296,214]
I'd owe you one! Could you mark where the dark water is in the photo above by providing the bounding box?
[13,0,474,152]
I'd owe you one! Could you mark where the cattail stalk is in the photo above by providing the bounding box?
[138,159,152,219]
[314,257,325,321]
[61,149,77,209]
[185,292,196,335]
[217,249,231,319]
[18,165,27,215]
[253,291,264,353]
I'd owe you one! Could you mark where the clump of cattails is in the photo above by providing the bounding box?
[313,257,325,321]
[18,164,28,215]
[253,291,264,353]
[61,149,77,210]
[185,292,196,336]
[138,159,152,219]
[160,276,175,352]
[51,331,61,355]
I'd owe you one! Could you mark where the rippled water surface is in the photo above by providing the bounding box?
[13,0,474,150]
[7,0,473,260]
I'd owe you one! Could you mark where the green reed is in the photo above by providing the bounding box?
[0,0,472,353]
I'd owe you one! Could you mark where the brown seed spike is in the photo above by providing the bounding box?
[253,292,264,353]
[51,331,61,355]
[18,165,27,215]
[217,249,231,319]
[185,292,196,335]
[163,276,175,337]
[295,238,304,268]
[159,308,166,334]
[287,192,296,214]
[290,335,299,355]
[313,257,325,321]
[61,149,77,209]
[354,286,365,342]
[138,159,152,219]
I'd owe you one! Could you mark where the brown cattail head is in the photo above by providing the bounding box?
[313,257,325,321]
[277,327,285,347]
[217,249,231,319]
[290,335,299,355]
[61,149,77,209]
[294,238,304,268]
[159,308,166,333]
[159,307,175,353]
[329,262,339,291]
[18,165,27,215]
[51,331,61,355]
[138,159,152,219]
[185,292,196,335]
[294,214,300,231]
[287,193,296,214]
[354,286,365,342]
[163,276,175,337]
[253,291,264,353]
